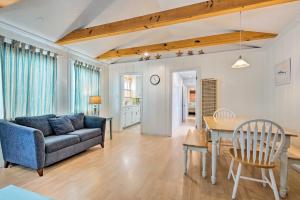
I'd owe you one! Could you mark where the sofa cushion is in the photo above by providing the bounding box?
[48,117,75,135]
[67,128,101,142]
[66,113,84,130]
[45,135,80,153]
[15,114,56,137]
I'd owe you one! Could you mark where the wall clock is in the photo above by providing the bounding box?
[150,74,160,85]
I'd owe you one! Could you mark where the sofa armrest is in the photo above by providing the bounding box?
[84,116,106,140]
[0,121,45,169]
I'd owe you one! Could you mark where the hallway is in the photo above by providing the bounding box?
[172,116,196,138]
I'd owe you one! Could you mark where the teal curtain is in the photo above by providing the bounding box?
[71,61,100,114]
[0,43,3,119]
[0,42,57,120]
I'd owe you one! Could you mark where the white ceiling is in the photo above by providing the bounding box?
[0,0,300,64]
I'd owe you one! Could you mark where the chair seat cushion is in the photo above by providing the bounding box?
[67,128,101,142]
[45,135,80,153]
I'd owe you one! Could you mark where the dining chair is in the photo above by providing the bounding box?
[227,119,285,200]
[213,108,236,120]
[213,108,236,155]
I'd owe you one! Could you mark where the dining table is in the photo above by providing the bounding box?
[203,116,298,198]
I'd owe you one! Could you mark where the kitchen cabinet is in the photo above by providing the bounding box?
[121,74,142,129]
[122,105,141,128]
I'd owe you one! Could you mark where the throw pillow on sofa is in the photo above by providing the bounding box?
[66,113,84,130]
[48,117,75,135]
[15,114,56,136]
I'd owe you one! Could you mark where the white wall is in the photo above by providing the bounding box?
[109,62,170,135]
[266,19,300,147]
[109,59,202,136]
[182,84,188,122]
[109,49,268,136]
[172,73,183,132]
[100,67,110,116]
[183,78,196,87]
[201,51,269,118]
[56,56,70,115]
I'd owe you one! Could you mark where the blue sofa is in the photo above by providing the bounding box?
[0,114,106,176]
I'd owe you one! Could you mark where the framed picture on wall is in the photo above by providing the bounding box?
[274,58,291,86]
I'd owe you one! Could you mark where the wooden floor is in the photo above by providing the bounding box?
[1,123,300,200]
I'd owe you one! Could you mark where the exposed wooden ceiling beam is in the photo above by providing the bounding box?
[96,31,277,60]
[56,0,294,45]
[0,0,19,8]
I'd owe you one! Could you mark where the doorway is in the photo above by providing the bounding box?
[120,74,143,132]
[171,70,197,136]
[187,87,196,123]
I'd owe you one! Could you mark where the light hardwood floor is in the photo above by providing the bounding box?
[0,124,300,200]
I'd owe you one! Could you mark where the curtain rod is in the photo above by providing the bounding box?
[0,35,58,57]
[74,60,102,71]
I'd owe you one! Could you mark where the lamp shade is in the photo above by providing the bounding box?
[232,55,250,69]
[89,96,101,104]
[0,0,19,8]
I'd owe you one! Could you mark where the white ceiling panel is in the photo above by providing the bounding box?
[0,0,95,41]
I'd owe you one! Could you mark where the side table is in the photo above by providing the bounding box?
[105,117,112,140]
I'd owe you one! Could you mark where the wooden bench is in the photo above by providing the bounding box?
[288,154,300,173]
[183,129,208,177]
[286,129,300,173]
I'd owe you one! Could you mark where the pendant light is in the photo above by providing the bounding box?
[232,11,250,69]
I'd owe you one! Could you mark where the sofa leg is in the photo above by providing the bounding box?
[100,143,104,148]
[4,161,10,168]
[37,169,43,177]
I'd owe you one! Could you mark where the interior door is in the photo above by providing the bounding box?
[182,85,188,122]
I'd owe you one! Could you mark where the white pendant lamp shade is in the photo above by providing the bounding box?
[232,55,250,68]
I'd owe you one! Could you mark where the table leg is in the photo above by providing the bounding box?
[183,146,188,175]
[202,150,207,178]
[211,131,218,184]
[110,119,112,140]
[217,139,220,157]
[279,136,290,198]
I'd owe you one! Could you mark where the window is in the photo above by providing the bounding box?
[0,40,57,120]
[70,60,100,114]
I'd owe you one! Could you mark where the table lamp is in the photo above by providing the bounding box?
[89,96,101,116]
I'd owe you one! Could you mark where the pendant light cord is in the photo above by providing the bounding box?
[239,11,242,54]
[232,10,250,68]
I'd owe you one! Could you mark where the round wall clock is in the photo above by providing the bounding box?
[150,74,160,85]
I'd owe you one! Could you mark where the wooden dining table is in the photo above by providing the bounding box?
[203,116,298,198]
